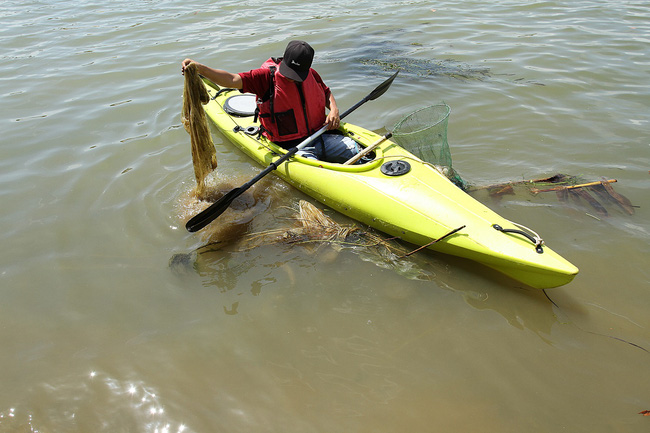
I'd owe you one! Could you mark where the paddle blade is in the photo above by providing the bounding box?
[367,70,399,101]
[185,187,245,232]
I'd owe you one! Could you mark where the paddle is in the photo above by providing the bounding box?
[343,132,392,165]
[186,71,399,233]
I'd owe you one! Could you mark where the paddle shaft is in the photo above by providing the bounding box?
[269,93,381,168]
[209,102,369,205]
[185,71,399,232]
[343,132,392,165]
[236,124,330,191]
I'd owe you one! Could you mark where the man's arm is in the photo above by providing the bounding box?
[325,92,341,130]
[181,59,243,89]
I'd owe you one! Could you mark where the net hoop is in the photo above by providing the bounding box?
[391,103,466,190]
[392,104,451,138]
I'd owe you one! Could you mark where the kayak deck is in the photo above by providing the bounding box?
[200,80,578,289]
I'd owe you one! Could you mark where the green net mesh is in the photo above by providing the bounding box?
[392,104,466,189]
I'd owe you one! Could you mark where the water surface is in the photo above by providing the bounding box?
[1,1,649,432]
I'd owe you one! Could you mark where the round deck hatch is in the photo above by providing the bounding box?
[380,160,411,176]
[223,94,256,117]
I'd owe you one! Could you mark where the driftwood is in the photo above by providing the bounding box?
[531,178,634,216]
[469,174,635,216]
[530,179,616,194]
[570,189,608,216]
[469,174,571,193]
[599,180,635,215]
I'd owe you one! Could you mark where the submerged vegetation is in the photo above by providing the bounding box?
[360,56,491,81]
[342,35,543,85]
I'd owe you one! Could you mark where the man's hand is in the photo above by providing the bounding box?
[181,59,196,75]
[326,108,340,130]
[180,60,243,89]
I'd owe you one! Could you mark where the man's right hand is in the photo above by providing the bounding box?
[181,59,196,75]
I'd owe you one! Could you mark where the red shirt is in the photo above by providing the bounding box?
[238,68,331,101]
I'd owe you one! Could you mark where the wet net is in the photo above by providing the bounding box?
[392,104,466,189]
[182,63,218,199]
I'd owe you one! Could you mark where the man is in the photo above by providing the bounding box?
[181,40,359,163]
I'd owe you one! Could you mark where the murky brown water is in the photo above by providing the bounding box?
[2,1,649,432]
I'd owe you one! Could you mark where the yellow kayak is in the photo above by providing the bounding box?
[200,79,578,289]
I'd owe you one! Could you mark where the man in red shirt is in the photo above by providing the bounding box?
[182,40,360,163]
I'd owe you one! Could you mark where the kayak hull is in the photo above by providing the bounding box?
[200,80,578,289]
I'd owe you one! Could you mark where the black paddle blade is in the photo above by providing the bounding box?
[367,70,399,101]
[185,187,246,232]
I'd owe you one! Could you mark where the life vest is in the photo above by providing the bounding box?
[256,57,327,144]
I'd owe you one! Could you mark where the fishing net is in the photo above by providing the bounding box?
[392,104,466,189]
[182,63,218,199]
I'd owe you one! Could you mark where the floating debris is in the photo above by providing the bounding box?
[240,200,392,253]
[240,200,455,280]
[467,174,636,216]
[174,200,443,282]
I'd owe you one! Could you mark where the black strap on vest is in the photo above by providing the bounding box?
[254,57,281,124]
[268,65,276,123]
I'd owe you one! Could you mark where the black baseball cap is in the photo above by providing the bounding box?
[279,40,314,82]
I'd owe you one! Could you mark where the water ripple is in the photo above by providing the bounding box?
[1,1,649,432]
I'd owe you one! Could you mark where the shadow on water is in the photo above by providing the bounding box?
[169,140,647,370]
[171,44,644,357]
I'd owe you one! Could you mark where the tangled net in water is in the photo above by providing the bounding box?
[171,200,442,282]
[241,201,383,251]
[237,201,442,280]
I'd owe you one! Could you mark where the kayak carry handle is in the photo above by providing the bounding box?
[492,224,544,254]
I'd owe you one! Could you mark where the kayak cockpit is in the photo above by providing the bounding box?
[208,86,390,170]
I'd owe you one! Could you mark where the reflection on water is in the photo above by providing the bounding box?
[0,371,189,433]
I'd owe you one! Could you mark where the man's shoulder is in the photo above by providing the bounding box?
[310,69,326,85]
[239,67,272,95]
[240,66,272,80]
